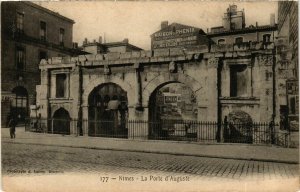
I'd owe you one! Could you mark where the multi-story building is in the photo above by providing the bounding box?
[208,5,277,45]
[1,2,83,126]
[81,37,143,54]
[276,1,298,131]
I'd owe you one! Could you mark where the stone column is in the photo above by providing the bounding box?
[133,62,142,109]
[39,68,50,132]
[128,62,148,140]
[258,55,274,122]
[82,105,89,136]
[247,63,254,97]
[223,62,230,97]
[207,57,221,142]
[69,66,79,136]
[207,58,219,122]
[62,61,85,136]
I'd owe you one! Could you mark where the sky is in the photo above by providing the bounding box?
[37,1,278,50]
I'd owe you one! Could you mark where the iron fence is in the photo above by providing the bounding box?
[148,120,218,142]
[25,117,290,147]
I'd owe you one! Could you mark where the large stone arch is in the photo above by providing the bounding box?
[142,72,205,106]
[82,75,135,107]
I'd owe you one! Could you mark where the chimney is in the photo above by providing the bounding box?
[93,39,96,43]
[161,21,168,29]
[99,36,102,44]
[123,38,129,43]
[270,14,275,26]
[83,38,88,45]
[72,42,78,49]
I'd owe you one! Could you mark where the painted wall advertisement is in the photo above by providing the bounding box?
[151,25,203,49]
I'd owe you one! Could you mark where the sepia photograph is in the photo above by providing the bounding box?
[1,1,299,191]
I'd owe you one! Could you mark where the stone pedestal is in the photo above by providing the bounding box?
[127,106,149,140]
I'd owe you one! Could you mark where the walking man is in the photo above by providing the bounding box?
[269,114,275,144]
[8,117,17,139]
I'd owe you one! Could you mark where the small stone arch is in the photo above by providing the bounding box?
[52,107,71,135]
[224,110,253,143]
[82,75,135,107]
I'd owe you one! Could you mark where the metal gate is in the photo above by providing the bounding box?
[223,122,253,143]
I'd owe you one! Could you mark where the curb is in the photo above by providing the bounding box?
[3,140,299,164]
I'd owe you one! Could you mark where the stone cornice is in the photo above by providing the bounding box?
[40,42,275,69]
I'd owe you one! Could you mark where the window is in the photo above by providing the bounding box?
[230,65,248,97]
[172,26,176,32]
[289,97,296,114]
[11,87,27,108]
[16,12,24,32]
[263,34,271,43]
[40,21,47,41]
[56,74,67,98]
[59,28,65,46]
[16,46,25,70]
[39,51,47,63]
[11,86,28,123]
[235,37,243,44]
[230,23,236,30]
[218,39,226,45]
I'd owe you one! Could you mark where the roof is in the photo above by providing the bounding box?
[208,25,278,37]
[81,41,143,51]
[23,2,75,24]
[102,42,143,51]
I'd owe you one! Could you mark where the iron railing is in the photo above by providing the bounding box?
[148,120,218,142]
[25,118,290,147]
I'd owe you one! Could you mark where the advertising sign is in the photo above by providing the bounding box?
[164,96,178,103]
[151,23,207,49]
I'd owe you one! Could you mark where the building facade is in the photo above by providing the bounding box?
[1,2,82,126]
[276,1,298,131]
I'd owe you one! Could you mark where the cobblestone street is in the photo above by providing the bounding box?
[2,142,298,181]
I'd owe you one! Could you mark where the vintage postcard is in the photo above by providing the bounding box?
[1,1,299,191]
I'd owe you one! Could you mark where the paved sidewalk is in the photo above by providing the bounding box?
[2,127,299,164]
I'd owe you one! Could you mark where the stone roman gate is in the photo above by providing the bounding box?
[37,43,276,137]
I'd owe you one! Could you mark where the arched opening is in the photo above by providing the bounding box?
[148,82,198,141]
[88,83,128,138]
[224,110,253,143]
[52,108,70,135]
[11,86,28,125]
